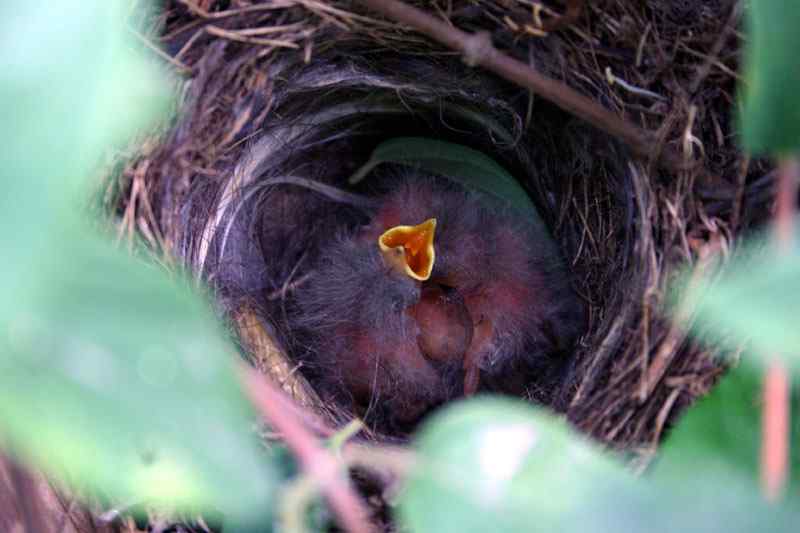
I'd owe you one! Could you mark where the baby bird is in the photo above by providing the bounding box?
[289,173,585,431]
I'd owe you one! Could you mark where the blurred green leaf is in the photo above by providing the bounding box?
[0,1,169,317]
[648,365,800,532]
[0,0,278,525]
[400,396,800,533]
[398,397,631,533]
[349,137,541,216]
[0,228,277,519]
[678,229,800,372]
[739,2,800,153]
[1,1,169,183]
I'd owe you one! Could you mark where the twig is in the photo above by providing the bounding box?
[730,156,750,232]
[680,105,705,162]
[205,25,300,48]
[259,176,378,209]
[569,309,630,408]
[679,43,743,84]
[650,387,682,445]
[267,272,314,301]
[355,0,684,172]
[224,23,307,36]
[689,2,742,94]
[173,26,205,63]
[638,224,724,403]
[635,23,652,68]
[239,366,373,533]
[605,67,666,101]
[178,0,295,19]
[128,26,192,74]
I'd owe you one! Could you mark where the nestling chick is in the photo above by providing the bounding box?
[289,173,585,431]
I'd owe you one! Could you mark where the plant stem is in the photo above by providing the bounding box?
[240,365,373,533]
[355,0,683,172]
[761,156,798,502]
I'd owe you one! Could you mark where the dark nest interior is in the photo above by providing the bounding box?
[112,0,775,457]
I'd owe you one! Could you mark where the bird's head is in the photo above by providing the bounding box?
[375,216,473,366]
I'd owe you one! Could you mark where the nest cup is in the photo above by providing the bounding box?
[121,0,754,448]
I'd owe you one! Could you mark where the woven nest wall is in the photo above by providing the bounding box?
[113,0,774,451]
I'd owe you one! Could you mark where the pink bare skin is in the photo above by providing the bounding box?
[412,284,473,364]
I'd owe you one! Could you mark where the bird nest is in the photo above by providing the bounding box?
[111,0,773,454]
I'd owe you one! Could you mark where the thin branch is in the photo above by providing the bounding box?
[205,25,300,48]
[773,157,798,248]
[355,0,683,172]
[689,2,741,94]
[762,363,790,502]
[128,26,192,75]
[239,366,373,533]
[605,67,666,101]
[761,156,798,502]
[260,176,378,210]
[641,233,723,400]
[177,0,295,19]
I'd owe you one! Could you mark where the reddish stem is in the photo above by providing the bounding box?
[240,365,373,533]
[774,158,798,248]
[762,363,790,502]
[761,157,798,501]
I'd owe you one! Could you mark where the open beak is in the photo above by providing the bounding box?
[378,218,437,281]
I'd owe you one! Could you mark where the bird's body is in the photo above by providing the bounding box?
[282,172,586,431]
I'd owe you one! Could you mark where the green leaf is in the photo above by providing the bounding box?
[739,2,800,154]
[676,227,800,372]
[349,137,540,216]
[650,365,800,532]
[0,0,277,524]
[0,228,276,520]
[399,396,800,533]
[0,1,169,320]
[397,397,632,533]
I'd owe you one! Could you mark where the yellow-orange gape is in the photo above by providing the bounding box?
[289,174,586,431]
